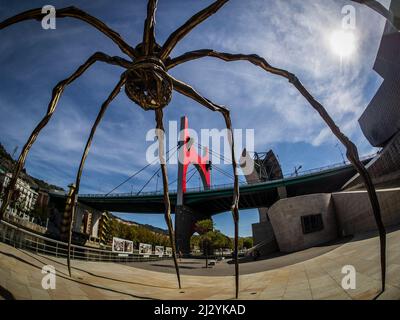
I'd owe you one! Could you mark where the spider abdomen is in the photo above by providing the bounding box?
[125,58,172,110]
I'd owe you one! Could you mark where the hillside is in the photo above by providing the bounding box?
[0,143,14,163]
[1,141,167,235]
[0,142,64,192]
[110,213,168,235]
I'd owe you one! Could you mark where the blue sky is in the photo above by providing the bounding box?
[0,0,390,236]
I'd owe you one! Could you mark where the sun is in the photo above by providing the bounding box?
[330,30,357,59]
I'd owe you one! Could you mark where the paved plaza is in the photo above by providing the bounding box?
[129,238,350,276]
[0,227,400,300]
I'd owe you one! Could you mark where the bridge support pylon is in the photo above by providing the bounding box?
[175,116,211,255]
[175,205,209,255]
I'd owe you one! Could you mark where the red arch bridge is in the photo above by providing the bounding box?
[49,155,373,254]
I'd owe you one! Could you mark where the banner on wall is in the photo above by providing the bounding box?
[165,247,172,257]
[139,243,152,256]
[112,237,133,254]
[155,246,164,257]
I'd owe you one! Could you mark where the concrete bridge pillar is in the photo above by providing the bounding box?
[175,205,209,255]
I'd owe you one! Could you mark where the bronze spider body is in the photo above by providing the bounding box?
[0,0,389,299]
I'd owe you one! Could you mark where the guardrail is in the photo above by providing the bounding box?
[76,153,377,198]
[0,220,171,263]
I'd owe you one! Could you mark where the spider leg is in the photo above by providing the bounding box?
[65,73,127,277]
[154,108,182,290]
[0,6,137,59]
[0,52,129,222]
[143,0,158,56]
[170,76,240,299]
[168,49,387,293]
[159,0,228,60]
[351,0,398,29]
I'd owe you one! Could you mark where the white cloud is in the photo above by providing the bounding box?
[0,0,389,194]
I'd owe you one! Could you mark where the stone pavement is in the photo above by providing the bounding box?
[0,228,399,300]
[128,237,349,276]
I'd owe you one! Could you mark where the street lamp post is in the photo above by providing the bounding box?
[294,165,302,176]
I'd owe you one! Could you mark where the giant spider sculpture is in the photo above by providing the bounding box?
[0,0,390,299]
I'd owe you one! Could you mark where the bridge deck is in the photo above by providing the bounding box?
[50,161,370,215]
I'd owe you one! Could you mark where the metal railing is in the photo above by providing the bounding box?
[77,153,377,198]
[0,220,171,263]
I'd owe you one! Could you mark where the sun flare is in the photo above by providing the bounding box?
[330,30,357,58]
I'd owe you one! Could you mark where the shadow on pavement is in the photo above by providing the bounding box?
[0,249,155,300]
[0,285,15,300]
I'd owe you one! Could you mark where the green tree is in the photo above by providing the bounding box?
[211,230,231,252]
[106,219,169,249]
[194,219,214,267]
[243,237,253,249]
[190,234,201,251]
[195,219,214,234]
[237,237,244,251]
